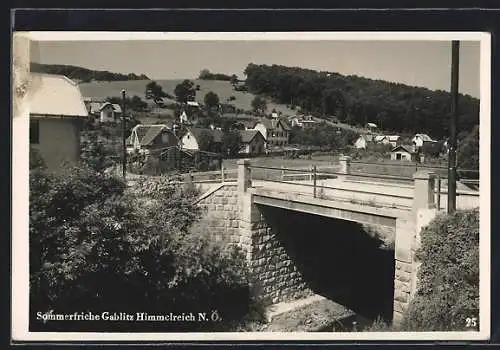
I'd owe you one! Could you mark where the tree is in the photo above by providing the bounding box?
[199,69,212,80]
[174,80,196,104]
[222,130,242,157]
[29,165,265,332]
[457,125,479,173]
[251,96,267,116]
[197,130,215,152]
[230,74,238,85]
[145,81,167,105]
[204,91,220,109]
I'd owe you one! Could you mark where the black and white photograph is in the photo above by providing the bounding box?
[12,31,490,341]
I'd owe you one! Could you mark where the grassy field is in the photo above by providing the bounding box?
[79,79,297,117]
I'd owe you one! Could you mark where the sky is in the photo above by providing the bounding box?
[30,40,481,98]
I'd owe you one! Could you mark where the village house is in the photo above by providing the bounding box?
[354,133,374,149]
[365,122,378,132]
[253,118,291,149]
[238,130,266,156]
[412,133,437,151]
[98,102,122,123]
[374,135,402,148]
[126,124,179,155]
[29,73,88,171]
[180,127,224,153]
[390,144,418,162]
[290,115,319,130]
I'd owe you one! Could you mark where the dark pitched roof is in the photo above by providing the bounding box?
[392,144,415,153]
[132,124,172,146]
[254,118,291,131]
[239,129,265,143]
[188,127,224,143]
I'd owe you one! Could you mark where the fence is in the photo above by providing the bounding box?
[245,156,479,211]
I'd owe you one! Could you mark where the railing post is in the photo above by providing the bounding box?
[412,171,437,218]
[436,175,441,211]
[339,155,351,180]
[237,158,252,193]
[221,165,225,183]
[313,165,317,198]
[281,165,285,181]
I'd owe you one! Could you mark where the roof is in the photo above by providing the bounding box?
[188,127,224,143]
[366,122,378,128]
[414,133,434,142]
[387,135,401,141]
[132,124,172,146]
[254,118,291,131]
[374,135,386,142]
[187,101,200,107]
[392,144,415,153]
[29,73,88,117]
[99,102,122,113]
[239,129,265,143]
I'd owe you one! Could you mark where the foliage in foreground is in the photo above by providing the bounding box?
[362,209,479,332]
[29,164,264,331]
[401,208,479,331]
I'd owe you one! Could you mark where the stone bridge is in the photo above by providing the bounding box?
[193,158,479,326]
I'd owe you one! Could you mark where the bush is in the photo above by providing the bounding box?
[401,209,479,331]
[30,165,265,331]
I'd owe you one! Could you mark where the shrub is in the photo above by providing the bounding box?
[401,209,479,331]
[30,165,265,331]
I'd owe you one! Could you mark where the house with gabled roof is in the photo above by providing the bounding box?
[126,124,179,155]
[29,73,88,171]
[391,144,417,161]
[238,130,266,155]
[253,118,291,148]
[180,127,224,153]
[99,102,122,123]
[412,133,437,149]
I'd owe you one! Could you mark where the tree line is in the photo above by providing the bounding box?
[244,63,479,139]
[30,62,150,83]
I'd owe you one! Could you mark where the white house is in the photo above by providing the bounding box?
[365,122,378,132]
[29,73,88,171]
[374,135,401,147]
[180,127,223,152]
[179,111,189,123]
[99,102,122,123]
[354,134,374,149]
[187,101,200,108]
[412,133,436,148]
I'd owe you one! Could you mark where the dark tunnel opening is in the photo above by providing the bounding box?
[258,205,395,323]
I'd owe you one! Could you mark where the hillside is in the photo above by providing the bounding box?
[78,79,298,117]
[30,62,150,83]
[244,63,480,139]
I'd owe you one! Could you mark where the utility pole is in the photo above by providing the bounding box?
[448,41,459,213]
[121,89,127,179]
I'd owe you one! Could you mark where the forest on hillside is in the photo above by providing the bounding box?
[244,64,479,139]
[30,63,150,83]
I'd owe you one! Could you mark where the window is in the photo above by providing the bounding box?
[30,120,39,144]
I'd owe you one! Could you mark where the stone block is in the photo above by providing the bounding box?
[394,289,409,303]
[394,300,408,314]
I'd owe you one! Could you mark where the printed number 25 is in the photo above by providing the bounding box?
[466,317,478,328]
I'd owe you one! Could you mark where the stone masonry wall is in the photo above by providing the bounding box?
[196,183,312,305]
[195,183,246,248]
[246,212,313,304]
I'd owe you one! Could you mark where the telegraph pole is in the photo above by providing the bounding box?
[121,89,127,179]
[447,41,459,213]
